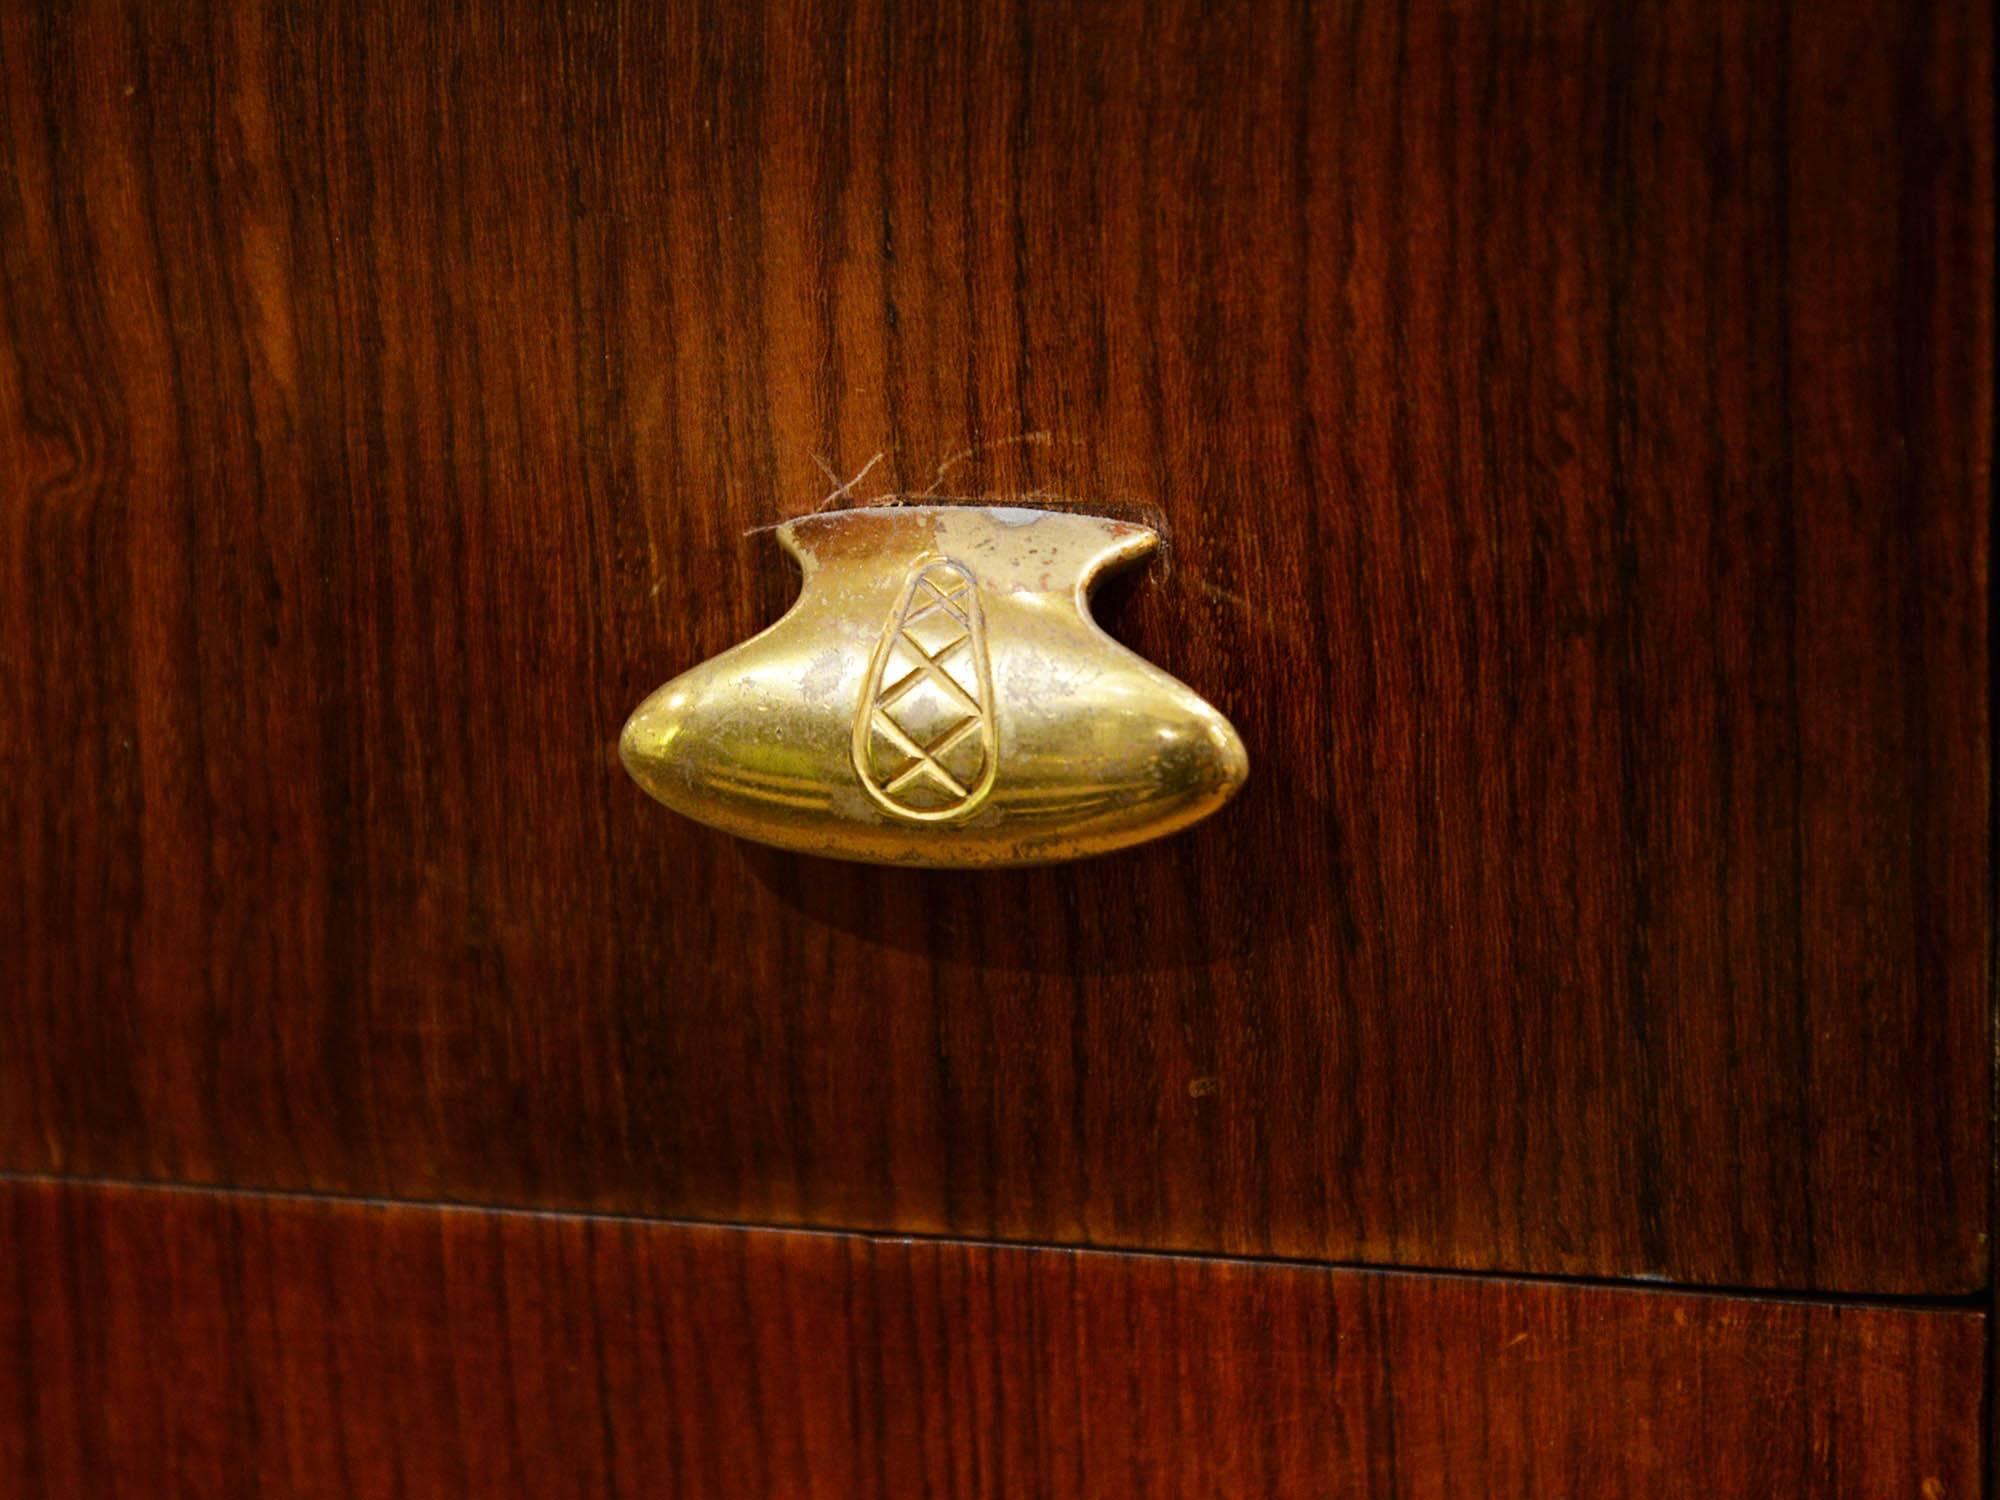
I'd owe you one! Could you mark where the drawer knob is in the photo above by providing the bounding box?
[620,505,1247,866]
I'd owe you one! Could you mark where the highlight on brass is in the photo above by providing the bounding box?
[619,504,1248,867]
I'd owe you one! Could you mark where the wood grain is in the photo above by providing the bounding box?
[0,0,1988,1293]
[0,1176,1982,1499]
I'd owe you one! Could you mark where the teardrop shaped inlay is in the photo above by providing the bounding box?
[851,558,999,821]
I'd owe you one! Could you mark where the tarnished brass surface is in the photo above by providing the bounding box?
[620,505,1248,866]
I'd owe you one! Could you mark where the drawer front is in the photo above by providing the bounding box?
[1,1178,1984,1499]
[0,0,1988,1304]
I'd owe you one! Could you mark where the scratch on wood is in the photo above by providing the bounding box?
[916,430,1064,498]
[742,490,1102,538]
[1194,578,1274,626]
[814,451,885,510]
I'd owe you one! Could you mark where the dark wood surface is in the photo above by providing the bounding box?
[0,0,1989,1294]
[0,1176,1982,1499]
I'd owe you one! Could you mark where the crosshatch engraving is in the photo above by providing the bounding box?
[852,557,999,821]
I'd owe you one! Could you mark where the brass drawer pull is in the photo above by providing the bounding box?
[620,506,1247,866]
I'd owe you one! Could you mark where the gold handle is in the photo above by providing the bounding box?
[620,505,1247,867]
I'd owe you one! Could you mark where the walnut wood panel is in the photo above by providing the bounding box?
[0,1177,1984,1499]
[0,0,1988,1292]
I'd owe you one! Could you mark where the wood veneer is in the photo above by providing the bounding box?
[0,1177,1984,1499]
[0,0,1989,1293]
